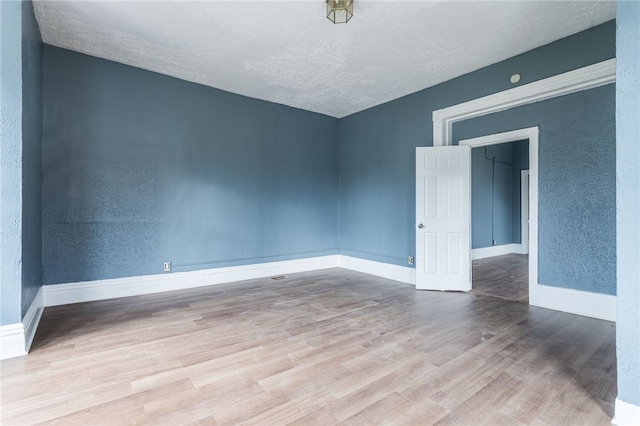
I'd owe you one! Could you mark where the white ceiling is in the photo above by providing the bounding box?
[33,1,615,118]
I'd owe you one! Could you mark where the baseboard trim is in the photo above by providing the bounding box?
[472,244,522,260]
[613,398,640,426]
[44,255,340,307]
[532,283,616,321]
[40,255,615,325]
[0,323,27,360]
[339,255,416,285]
[43,254,417,308]
[0,288,46,360]
[23,287,44,352]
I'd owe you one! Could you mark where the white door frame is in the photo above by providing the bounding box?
[459,127,539,305]
[427,59,615,307]
[431,59,615,148]
[521,170,530,255]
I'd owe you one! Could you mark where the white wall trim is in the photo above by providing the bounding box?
[43,255,419,308]
[44,255,340,307]
[23,287,44,352]
[520,170,530,255]
[613,399,640,426]
[43,253,616,323]
[472,244,522,260]
[339,255,416,285]
[534,284,616,322]
[0,323,27,360]
[432,59,616,147]
[4,254,615,360]
[512,243,525,255]
[0,288,45,360]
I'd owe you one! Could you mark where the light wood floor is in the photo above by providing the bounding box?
[1,268,616,425]
[472,254,529,303]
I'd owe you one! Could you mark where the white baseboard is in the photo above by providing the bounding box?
[42,255,616,324]
[613,398,640,426]
[532,283,616,321]
[3,255,619,359]
[472,243,523,260]
[339,255,416,285]
[0,323,27,360]
[43,254,416,308]
[44,255,340,307]
[0,287,45,360]
[23,287,44,352]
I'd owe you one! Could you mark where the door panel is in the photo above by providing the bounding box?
[416,146,471,291]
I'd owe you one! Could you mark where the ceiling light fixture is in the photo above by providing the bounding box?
[326,0,353,24]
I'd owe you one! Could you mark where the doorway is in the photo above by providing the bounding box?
[465,140,529,302]
[458,127,539,305]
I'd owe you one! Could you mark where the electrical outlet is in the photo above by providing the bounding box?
[163,261,171,272]
[408,256,414,266]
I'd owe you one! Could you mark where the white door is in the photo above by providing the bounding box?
[416,146,471,291]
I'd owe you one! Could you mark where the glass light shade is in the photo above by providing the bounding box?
[326,0,353,24]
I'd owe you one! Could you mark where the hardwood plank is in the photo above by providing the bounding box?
[340,392,426,426]
[472,253,528,302]
[239,391,335,425]
[288,407,341,426]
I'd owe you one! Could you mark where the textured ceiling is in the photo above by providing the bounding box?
[33,1,615,118]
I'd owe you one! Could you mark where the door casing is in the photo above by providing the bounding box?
[521,170,530,255]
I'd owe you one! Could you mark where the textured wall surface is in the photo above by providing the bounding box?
[21,0,43,318]
[0,0,23,325]
[455,84,616,296]
[616,0,640,408]
[511,140,530,243]
[42,47,339,284]
[468,141,528,249]
[339,21,615,269]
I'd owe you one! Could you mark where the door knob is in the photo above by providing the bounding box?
[418,223,424,228]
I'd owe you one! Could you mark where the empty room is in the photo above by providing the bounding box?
[1,0,638,425]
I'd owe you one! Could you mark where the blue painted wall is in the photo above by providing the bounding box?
[471,144,513,249]
[616,0,640,409]
[21,0,43,318]
[469,141,528,249]
[454,84,616,296]
[42,46,339,284]
[339,21,615,278]
[0,0,42,325]
[511,140,529,243]
[40,21,617,299]
[0,0,24,325]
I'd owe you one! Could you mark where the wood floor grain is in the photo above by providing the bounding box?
[0,267,615,425]
[472,254,529,302]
